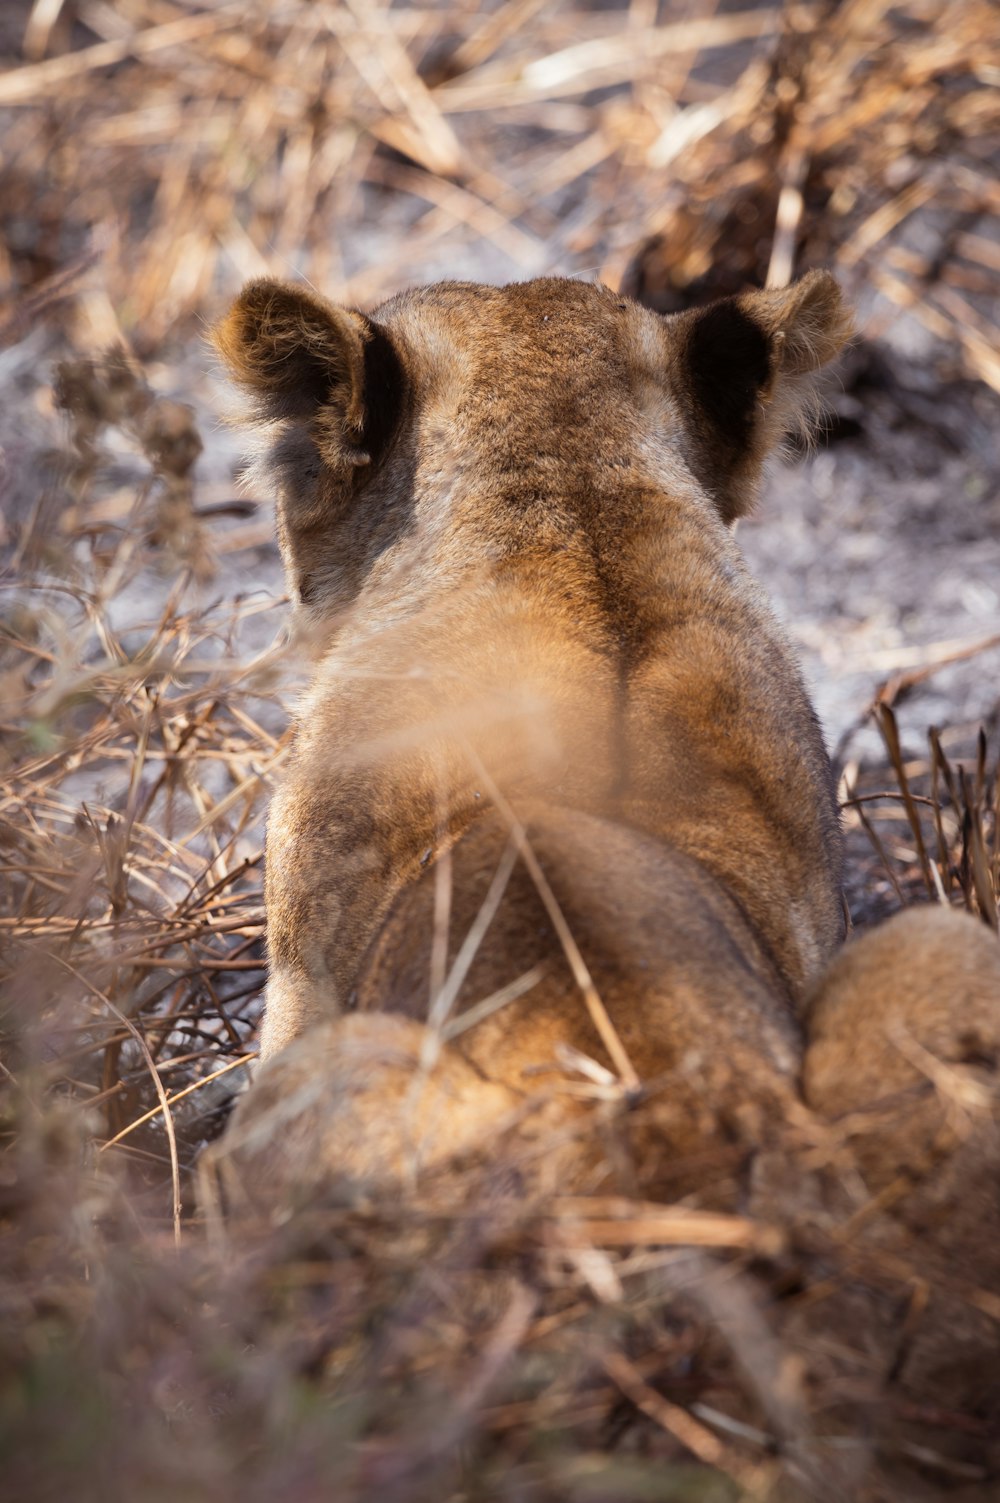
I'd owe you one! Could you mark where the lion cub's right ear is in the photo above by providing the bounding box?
[212,278,404,470]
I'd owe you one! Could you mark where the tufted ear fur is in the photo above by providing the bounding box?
[740,270,852,378]
[675,270,852,523]
[212,278,404,471]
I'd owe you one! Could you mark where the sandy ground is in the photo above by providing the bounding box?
[744,376,1000,762]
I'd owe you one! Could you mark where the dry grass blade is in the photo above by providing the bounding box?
[341,0,463,178]
[929,729,955,901]
[442,962,548,1042]
[874,632,1000,713]
[963,768,999,930]
[100,1051,254,1152]
[426,836,519,1038]
[468,750,641,1093]
[875,703,936,898]
[53,954,183,1244]
[549,1200,784,1256]
[602,1350,770,1492]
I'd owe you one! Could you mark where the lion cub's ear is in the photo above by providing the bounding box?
[213,278,404,469]
[677,270,851,522]
[737,270,851,378]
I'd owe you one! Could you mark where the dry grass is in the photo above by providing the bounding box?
[1,355,280,1225]
[837,659,1000,930]
[1,0,998,379]
[2,3,1000,1500]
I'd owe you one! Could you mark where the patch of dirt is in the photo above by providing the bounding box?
[743,359,1000,762]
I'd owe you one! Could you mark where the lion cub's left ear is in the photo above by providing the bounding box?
[213,278,404,470]
[676,270,852,523]
[739,270,851,378]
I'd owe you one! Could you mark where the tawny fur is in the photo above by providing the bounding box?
[209,273,1000,1386]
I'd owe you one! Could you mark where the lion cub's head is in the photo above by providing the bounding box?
[215,272,849,626]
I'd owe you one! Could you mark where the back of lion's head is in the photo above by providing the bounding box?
[214,272,850,627]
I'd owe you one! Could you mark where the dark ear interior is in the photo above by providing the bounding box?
[213,278,404,468]
[677,270,851,520]
[684,298,773,457]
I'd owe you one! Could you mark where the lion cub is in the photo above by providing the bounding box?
[211,273,1000,1229]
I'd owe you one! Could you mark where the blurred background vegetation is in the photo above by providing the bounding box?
[1,3,999,1499]
[1,0,998,367]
